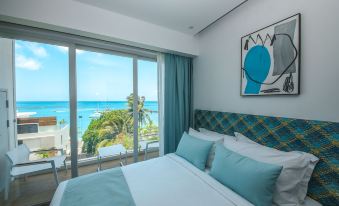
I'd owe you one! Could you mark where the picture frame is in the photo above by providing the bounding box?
[241,13,301,96]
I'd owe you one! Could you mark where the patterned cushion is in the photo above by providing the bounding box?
[194,110,339,206]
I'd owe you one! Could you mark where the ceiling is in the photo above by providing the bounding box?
[75,0,247,35]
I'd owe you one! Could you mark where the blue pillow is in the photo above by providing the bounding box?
[175,132,213,170]
[210,144,282,206]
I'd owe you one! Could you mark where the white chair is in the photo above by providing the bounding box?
[4,144,66,200]
[97,144,127,171]
[143,141,159,160]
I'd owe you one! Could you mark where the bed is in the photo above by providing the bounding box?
[51,153,322,206]
[52,153,253,206]
[51,110,338,206]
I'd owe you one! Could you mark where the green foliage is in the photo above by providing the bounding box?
[59,119,66,125]
[95,139,113,151]
[82,109,133,154]
[82,93,159,155]
[127,94,152,127]
[112,132,134,150]
[38,152,49,158]
[139,120,159,140]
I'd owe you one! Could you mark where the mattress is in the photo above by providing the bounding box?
[50,154,322,206]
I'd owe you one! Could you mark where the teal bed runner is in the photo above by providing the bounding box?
[60,167,135,206]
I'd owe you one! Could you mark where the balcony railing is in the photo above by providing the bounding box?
[17,116,159,160]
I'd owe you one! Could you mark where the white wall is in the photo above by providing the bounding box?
[193,0,339,122]
[0,38,15,191]
[0,0,198,56]
[0,38,15,149]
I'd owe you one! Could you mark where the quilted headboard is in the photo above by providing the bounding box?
[194,110,339,205]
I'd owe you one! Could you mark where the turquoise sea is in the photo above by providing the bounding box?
[16,101,159,138]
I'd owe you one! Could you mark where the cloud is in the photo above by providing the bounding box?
[56,46,84,55]
[16,54,41,70]
[27,43,48,57]
[15,42,22,50]
[76,49,85,55]
[56,46,68,53]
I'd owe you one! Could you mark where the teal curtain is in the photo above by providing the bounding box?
[164,53,193,154]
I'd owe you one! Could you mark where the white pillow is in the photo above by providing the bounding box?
[198,128,239,153]
[234,132,257,144]
[190,128,223,142]
[199,128,238,141]
[229,132,319,205]
[188,128,223,168]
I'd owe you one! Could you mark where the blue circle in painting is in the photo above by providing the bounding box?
[244,45,271,94]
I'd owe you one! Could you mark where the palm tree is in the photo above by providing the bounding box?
[100,115,131,136]
[97,110,133,138]
[82,109,133,154]
[127,93,151,129]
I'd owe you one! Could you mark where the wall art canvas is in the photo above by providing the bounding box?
[241,14,300,96]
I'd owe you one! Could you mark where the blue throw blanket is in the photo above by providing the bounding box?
[60,167,135,206]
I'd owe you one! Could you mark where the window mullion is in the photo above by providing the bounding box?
[133,57,139,163]
[69,44,78,177]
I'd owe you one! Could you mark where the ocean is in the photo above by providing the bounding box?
[16,101,159,138]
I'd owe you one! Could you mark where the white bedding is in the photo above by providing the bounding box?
[50,154,322,206]
[51,154,251,206]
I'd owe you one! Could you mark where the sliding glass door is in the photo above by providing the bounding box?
[14,42,159,170]
[73,48,159,175]
[76,48,136,173]
[137,60,159,159]
[15,40,70,158]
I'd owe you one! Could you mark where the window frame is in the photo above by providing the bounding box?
[0,21,159,178]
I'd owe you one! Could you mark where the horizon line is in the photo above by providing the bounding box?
[16,100,158,102]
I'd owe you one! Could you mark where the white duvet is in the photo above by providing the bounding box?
[51,154,321,206]
[51,154,252,206]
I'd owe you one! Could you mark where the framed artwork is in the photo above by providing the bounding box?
[241,14,300,96]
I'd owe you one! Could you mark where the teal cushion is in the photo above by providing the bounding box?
[210,144,282,206]
[175,132,213,170]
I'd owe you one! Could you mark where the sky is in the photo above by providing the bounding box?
[15,40,158,101]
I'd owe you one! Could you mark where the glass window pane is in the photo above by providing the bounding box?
[137,60,159,160]
[76,49,134,174]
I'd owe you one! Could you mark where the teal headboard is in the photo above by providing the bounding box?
[194,110,339,206]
